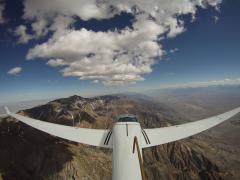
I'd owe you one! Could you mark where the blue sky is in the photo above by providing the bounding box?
[0,0,240,103]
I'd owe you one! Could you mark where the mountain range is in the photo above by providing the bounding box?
[0,87,240,180]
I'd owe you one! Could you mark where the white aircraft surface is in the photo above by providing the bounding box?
[4,106,240,180]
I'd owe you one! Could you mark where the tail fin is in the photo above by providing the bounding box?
[4,106,10,115]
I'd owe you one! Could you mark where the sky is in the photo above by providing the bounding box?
[0,0,240,103]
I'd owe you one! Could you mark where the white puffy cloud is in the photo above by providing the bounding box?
[23,0,113,21]
[31,18,48,37]
[27,20,163,85]
[17,0,222,85]
[15,15,75,44]
[7,67,22,75]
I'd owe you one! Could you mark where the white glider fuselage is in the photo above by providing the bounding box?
[112,122,142,180]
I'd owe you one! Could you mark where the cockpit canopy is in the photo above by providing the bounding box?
[116,114,138,122]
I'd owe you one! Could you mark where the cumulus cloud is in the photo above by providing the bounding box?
[160,78,240,89]
[16,0,222,85]
[7,67,22,75]
[0,0,5,23]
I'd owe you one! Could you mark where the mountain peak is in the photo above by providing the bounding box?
[69,95,85,100]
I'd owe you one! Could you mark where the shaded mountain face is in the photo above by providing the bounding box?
[0,94,230,180]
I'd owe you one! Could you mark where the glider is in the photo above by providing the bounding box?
[4,106,240,180]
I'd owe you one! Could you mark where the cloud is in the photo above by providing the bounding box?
[46,59,67,67]
[213,16,219,24]
[14,25,34,44]
[0,0,5,23]
[160,78,240,89]
[16,0,222,85]
[7,67,22,75]
[170,48,179,53]
[27,20,163,85]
